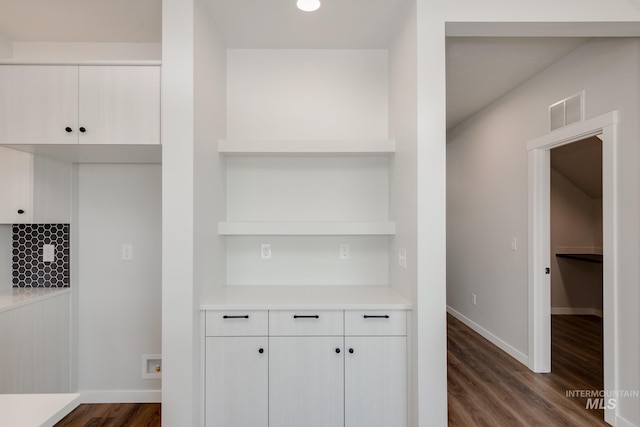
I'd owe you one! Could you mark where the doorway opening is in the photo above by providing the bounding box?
[527,111,617,425]
[550,135,604,420]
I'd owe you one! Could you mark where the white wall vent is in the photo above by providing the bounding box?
[549,92,584,131]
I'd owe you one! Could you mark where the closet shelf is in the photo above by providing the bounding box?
[555,247,603,264]
[218,221,396,236]
[218,139,396,155]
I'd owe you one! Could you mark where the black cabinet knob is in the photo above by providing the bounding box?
[335,348,341,354]
[79,127,86,133]
[65,127,72,133]
[258,348,264,354]
[17,209,25,214]
[349,348,354,354]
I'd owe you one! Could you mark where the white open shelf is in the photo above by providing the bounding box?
[218,139,396,155]
[218,221,396,236]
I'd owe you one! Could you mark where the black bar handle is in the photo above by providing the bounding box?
[363,315,390,319]
[293,315,319,319]
[222,315,249,319]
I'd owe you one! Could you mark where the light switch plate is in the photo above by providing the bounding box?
[398,248,407,269]
[340,244,350,259]
[122,244,133,261]
[261,244,271,259]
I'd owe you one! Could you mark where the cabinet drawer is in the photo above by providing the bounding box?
[344,310,406,336]
[206,310,268,336]
[269,310,343,336]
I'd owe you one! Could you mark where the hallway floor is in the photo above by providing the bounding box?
[448,313,606,426]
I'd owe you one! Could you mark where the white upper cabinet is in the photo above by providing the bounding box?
[78,66,160,145]
[0,64,160,145]
[0,146,72,224]
[0,146,33,223]
[0,65,79,144]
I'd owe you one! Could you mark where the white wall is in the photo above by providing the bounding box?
[447,38,640,425]
[10,42,161,61]
[76,164,162,401]
[0,32,11,58]
[159,0,640,425]
[224,49,391,289]
[226,49,388,140]
[0,225,11,290]
[162,0,197,422]
[389,2,438,426]
[194,0,226,296]
[550,168,602,313]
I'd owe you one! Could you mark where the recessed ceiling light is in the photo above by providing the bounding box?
[297,0,321,12]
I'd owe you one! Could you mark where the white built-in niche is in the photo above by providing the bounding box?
[221,49,393,287]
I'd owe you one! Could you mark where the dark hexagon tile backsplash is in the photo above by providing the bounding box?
[12,224,70,288]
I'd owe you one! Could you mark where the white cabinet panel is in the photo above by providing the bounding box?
[0,65,78,144]
[0,291,71,393]
[269,310,343,336]
[0,147,72,224]
[205,337,268,427]
[344,310,406,336]
[0,64,160,146]
[269,336,344,427]
[205,310,268,336]
[0,146,32,223]
[345,336,407,427]
[78,66,160,145]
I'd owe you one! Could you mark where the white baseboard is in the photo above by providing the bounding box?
[79,389,161,404]
[551,307,603,317]
[447,306,529,367]
[616,414,638,427]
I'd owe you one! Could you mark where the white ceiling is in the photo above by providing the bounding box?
[203,0,411,49]
[0,0,161,43]
[446,37,588,129]
[0,0,595,129]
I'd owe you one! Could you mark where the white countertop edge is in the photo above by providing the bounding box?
[199,286,412,311]
[200,303,412,310]
[0,288,71,314]
[0,393,80,427]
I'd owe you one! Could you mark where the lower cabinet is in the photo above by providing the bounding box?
[204,309,407,427]
[269,336,344,427]
[344,336,407,427]
[205,336,268,427]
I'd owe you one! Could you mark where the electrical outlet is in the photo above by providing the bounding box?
[121,244,133,261]
[398,248,407,269]
[340,244,350,260]
[511,237,517,251]
[42,244,55,262]
[261,244,271,259]
[472,293,477,306]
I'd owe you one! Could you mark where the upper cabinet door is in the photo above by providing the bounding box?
[0,65,79,144]
[0,146,32,224]
[78,66,160,145]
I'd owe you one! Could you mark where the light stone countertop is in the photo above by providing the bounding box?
[0,287,70,314]
[0,393,80,427]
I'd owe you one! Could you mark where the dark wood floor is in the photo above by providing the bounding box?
[448,313,606,426]
[55,402,160,427]
[56,314,605,426]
